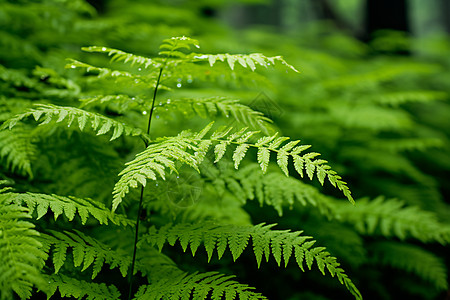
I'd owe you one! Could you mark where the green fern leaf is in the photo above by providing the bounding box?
[113,123,354,211]
[370,241,448,290]
[134,271,266,300]
[39,230,131,279]
[2,192,133,226]
[0,202,47,299]
[155,97,273,134]
[1,104,143,141]
[0,126,36,178]
[141,222,362,299]
[190,52,299,72]
[44,274,121,300]
[82,46,161,69]
[335,197,450,244]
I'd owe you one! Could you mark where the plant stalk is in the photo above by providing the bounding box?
[128,67,164,300]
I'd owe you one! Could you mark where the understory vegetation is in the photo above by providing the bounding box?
[1,1,449,299]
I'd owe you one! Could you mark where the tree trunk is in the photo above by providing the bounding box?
[365,0,410,39]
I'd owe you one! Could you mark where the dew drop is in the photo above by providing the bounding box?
[187,79,193,83]
[131,97,136,101]
[142,111,147,115]
[155,183,159,187]
[176,83,182,88]
[195,45,200,48]
[70,65,76,69]
[138,68,142,71]
[166,99,171,104]
[134,79,139,84]
[101,47,106,51]
[177,78,182,82]
[156,115,160,119]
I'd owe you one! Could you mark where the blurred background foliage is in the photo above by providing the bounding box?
[1,0,449,299]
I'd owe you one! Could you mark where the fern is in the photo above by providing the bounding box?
[0,202,47,300]
[134,271,267,300]
[1,104,145,142]
[141,222,362,300]
[0,126,36,178]
[369,241,448,290]
[334,197,450,244]
[186,47,298,72]
[44,274,121,300]
[1,192,134,227]
[39,230,131,279]
[154,97,274,134]
[204,163,336,218]
[112,123,353,211]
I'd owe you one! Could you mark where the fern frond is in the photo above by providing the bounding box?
[370,241,448,290]
[155,97,274,134]
[334,197,450,244]
[66,59,168,90]
[0,203,47,299]
[1,104,144,141]
[189,52,299,72]
[141,222,362,299]
[0,126,36,178]
[202,163,336,218]
[113,123,353,211]
[39,230,131,278]
[2,192,134,226]
[44,274,121,300]
[159,36,200,58]
[80,94,146,113]
[233,164,336,217]
[82,46,162,69]
[134,271,267,300]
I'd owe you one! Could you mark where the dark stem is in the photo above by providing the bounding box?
[127,67,164,300]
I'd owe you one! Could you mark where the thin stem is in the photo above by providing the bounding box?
[128,67,164,300]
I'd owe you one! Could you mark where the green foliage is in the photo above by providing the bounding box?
[335,197,450,244]
[44,274,121,300]
[1,1,449,299]
[113,124,353,211]
[134,272,266,300]
[142,222,361,300]
[2,192,133,227]
[0,201,46,299]
[40,230,131,278]
[369,241,448,290]
[1,104,144,142]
